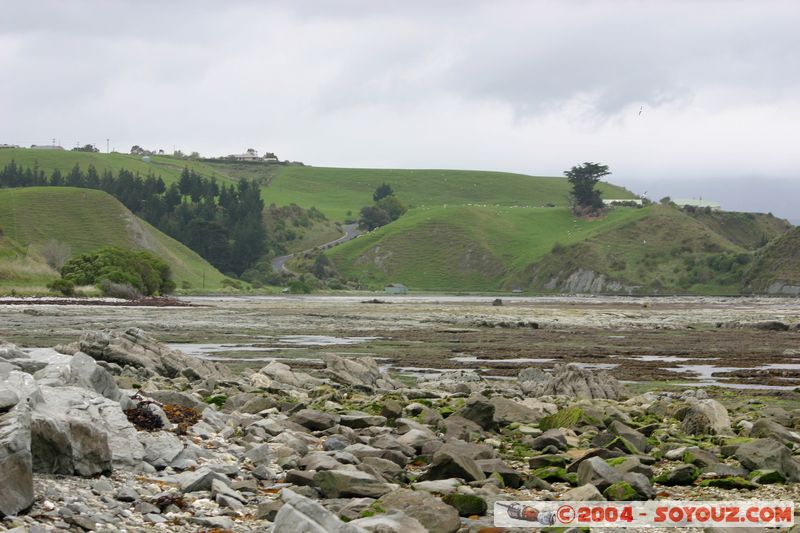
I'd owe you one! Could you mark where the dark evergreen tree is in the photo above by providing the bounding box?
[564,162,609,211]
[373,183,394,202]
[66,164,84,188]
[85,165,100,189]
[50,169,63,186]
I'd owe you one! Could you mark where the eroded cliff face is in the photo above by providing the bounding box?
[766,281,800,296]
[533,267,641,295]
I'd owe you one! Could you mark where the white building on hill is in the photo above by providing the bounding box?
[30,144,64,150]
[229,148,262,161]
[673,198,721,210]
[603,198,643,206]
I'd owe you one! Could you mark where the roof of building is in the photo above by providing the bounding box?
[673,198,721,208]
[603,198,643,204]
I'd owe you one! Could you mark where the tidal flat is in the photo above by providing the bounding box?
[3,294,799,393]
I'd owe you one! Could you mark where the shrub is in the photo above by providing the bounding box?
[221,278,243,289]
[61,246,174,297]
[289,278,313,294]
[47,278,75,296]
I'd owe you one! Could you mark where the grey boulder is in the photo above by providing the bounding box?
[0,404,33,517]
[520,364,627,400]
[350,511,427,533]
[313,469,396,498]
[680,399,732,436]
[138,431,184,470]
[378,488,460,533]
[735,438,800,482]
[56,328,227,380]
[273,488,367,533]
[323,354,403,391]
[577,456,623,492]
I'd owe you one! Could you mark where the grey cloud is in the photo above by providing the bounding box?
[0,1,798,220]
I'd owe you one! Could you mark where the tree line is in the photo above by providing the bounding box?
[0,161,266,276]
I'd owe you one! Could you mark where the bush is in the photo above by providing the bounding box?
[61,246,174,296]
[221,278,244,289]
[47,278,75,296]
[288,277,313,294]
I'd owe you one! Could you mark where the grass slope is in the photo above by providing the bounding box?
[745,227,800,294]
[519,205,749,294]
[328,204,793,294]
[0,149,637,221]
[686,210,792,250]
[328,205,649,291]
[265,166,636,221]
[0,148,235,187]
[0,187,227,291]
[0,233,56,288]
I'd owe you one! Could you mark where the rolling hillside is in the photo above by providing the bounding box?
[0,148,237,188]
[327,204,792,293]
[264,166,636,221]
[0,187,228,292]
[2,148,794,296]
[327,205,650,291]
[0,149,636,221]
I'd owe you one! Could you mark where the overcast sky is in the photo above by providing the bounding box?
[1,1,798,220]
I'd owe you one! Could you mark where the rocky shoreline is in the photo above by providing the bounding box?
[2,328,800,532]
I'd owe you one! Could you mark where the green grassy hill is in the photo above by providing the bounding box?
[517,205,752,294]
[327,205,650,291]
[3,148,794,296]
[0,148,235,188]
[0,149,636,221]
[264,166,635,221]
[686,210,792,249]
[327,204,792,294]
[0,187,227,292]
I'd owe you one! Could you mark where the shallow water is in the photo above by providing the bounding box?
[665,364,800,390]
[450,355,555,364]
[276,335,380,346]
[631,355,693,362]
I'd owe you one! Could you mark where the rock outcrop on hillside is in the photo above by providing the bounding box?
[3,330,800,530]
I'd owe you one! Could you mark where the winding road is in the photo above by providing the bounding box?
[271,223,361,274]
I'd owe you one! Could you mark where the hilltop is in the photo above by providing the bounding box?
[0,187,228,292]
[261,166,635,221]
[0,149,635,221]
[0,148,233,188]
